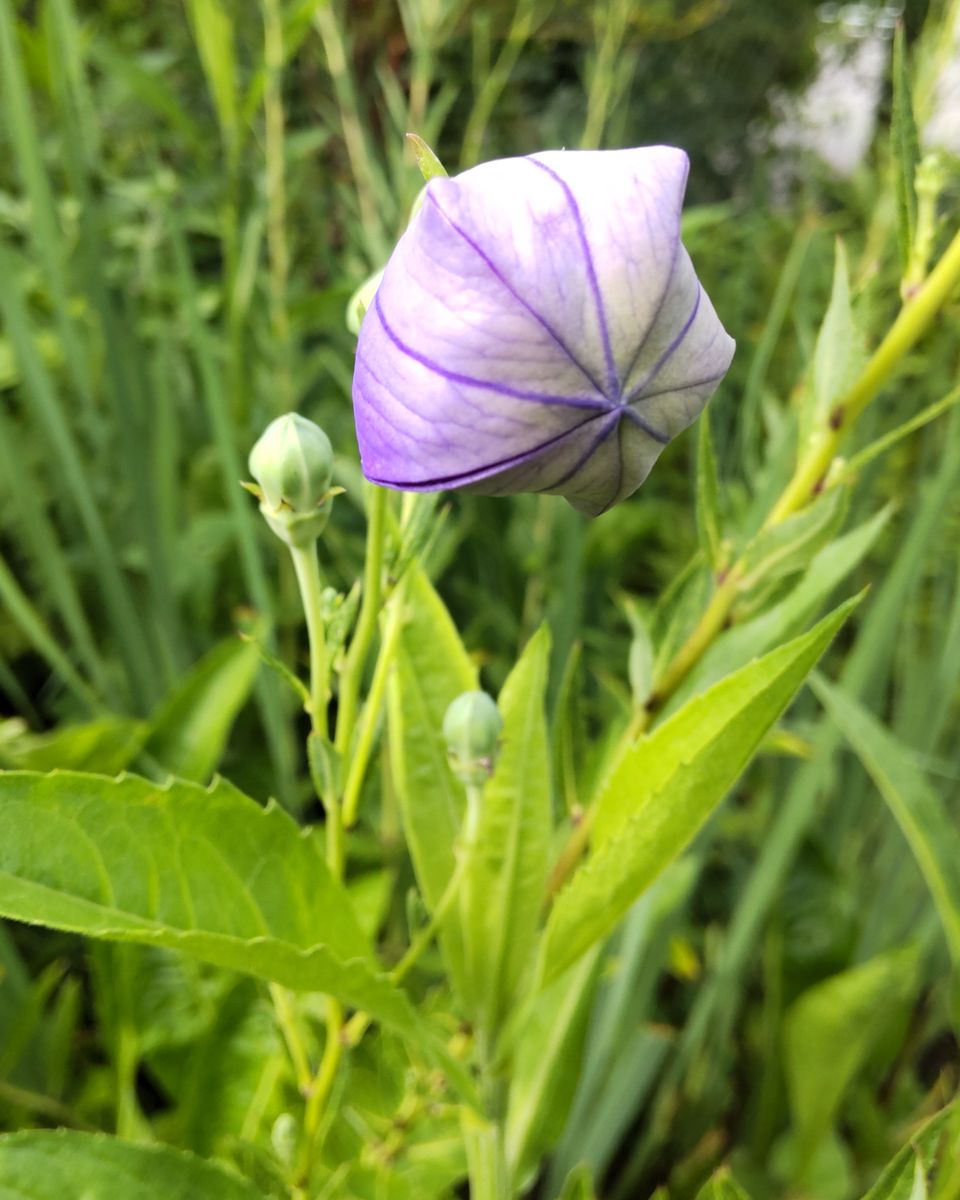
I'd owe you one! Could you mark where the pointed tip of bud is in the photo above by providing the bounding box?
[248,414,336,547]
[249,413,334,513]
[443,690,503,786]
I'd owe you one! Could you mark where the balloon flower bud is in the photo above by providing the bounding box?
[443,690,503,788]
[352,146,735,517]
[247,413,336,547]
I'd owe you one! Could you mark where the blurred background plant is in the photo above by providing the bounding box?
[0,0,959,1196]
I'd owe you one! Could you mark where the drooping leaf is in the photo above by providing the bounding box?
[811,675,960,966]
[466,625,552,1029]
[892,23,920,276]
[146,635,260,782]
[860,1102,954,1200]
[388,565,477,995]
[539,596,859,984]
[0,1130,262,1199]
[0,771,465,1090]
[784,945,921,1160]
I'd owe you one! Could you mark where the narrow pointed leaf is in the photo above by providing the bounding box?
[468,625,552,1028]
[860,1102,954,1200]
[811,674,960,965]
[388,565,477,995]
[539,595,859,983]
[807,239,860,440]
[784,946,921,1159]
[892,24,920,275]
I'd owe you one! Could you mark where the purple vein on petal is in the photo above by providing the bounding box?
[618,216,683,392]
[627,286,702,403]
[629,368,729,408]
[537,409,621,493]
[364,408,612,490]
[425,190,608,398]
[527,156,619,400]
[621,407,669,444]
[373,294,610,411]
[595,418,625,515]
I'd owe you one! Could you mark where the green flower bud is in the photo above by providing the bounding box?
[346,268,385,336]
[247,413,337,548]
[442,690,503,787]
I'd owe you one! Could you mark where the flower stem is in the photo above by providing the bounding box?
[287,536,345,1191]
[290,541,329,741]
[546,223,960,901]
[341,584,404,828]
[336,485,387,760]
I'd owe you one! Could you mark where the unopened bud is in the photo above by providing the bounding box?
[247,413,337,547]
[442,690,502,787]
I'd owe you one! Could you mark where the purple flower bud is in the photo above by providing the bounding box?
[352,147,735,517]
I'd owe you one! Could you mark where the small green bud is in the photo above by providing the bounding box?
[247,413,337,547]
[346,268,385,335]
[442,690,503,787]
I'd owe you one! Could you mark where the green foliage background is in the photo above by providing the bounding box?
[0,0,959,1197]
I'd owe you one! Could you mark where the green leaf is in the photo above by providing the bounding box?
[665,505,891,715]
[0,717,147,774]
[0,1130,261,1199]
[625,603,655,707]
[388,565,477,995]
[696,408,723,570]
[0,771,464,1088]
[784,945,921,1160]
[461,1107,509,1200]
[506,951,599,1184]
[807,239,859,439]
[738,487,847,594]
[695,1167,754,1199]
[557,1163,598,1200]
[892,23,920,276]
[539,596,859,984]
[185,0,238,157]
[146,636,260,782]
[811,675,960,966]
[860,1102,953,1200]
[467,625,552,1029]
[406,132,448,180]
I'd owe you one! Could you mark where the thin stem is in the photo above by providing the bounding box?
[287,536,344,1190]
[0,1079,96,1132]
[342,784,484,1049]
[270,983,313,1093]
[336,485,387,757]
[546,223,960,900]
[290,541,330,740]
[294,997,344,1191]
[341,578,404,828]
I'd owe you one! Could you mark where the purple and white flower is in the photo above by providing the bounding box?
[352,147,735,517]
